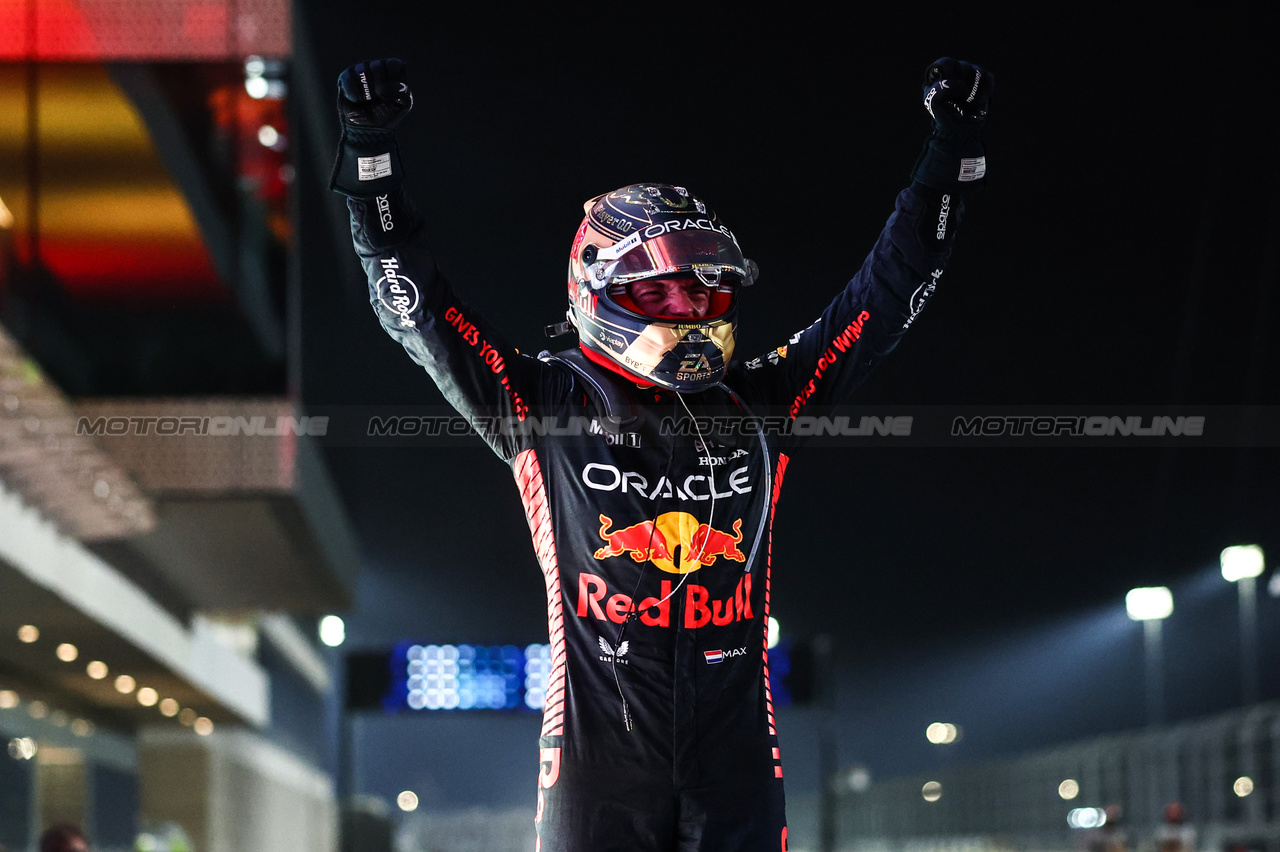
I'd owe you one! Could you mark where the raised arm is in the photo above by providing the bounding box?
[736,58,995,417]
[329,59,560,461]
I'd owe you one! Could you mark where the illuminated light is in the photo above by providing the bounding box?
[523,643,551,710]
[0,194,13,229]
[159,698,180,717]
[921,781,942,802]
[178,708,198,726]
[71,719,94,737]
[43,187,210,242]
[844,766,872,793]
[257,125,280,148]
[1068,808,1108,830]
[1126,587,1173,621]
[114,674,136,694]
[318,616,345,648]
[925,722,959,744]
[7,737,37,760]
[86,661,109,679]
[1221,545,1265,582]
[1059,779,1081,800]
[397,791,419,812]
[27,700,48,719]
[56,643,79,662]
[0,690,17,709]
[193,717,214,736]
[399,642,556,713]
[137,834,158,852]
[245,56,266,77]
[768,617,780,649]
[1270,573,1280,598]
[17,625,39,643]
[93,479,110,499]
[136,687,159,707]
[1234,776,1255,797]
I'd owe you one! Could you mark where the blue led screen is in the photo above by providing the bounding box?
[386,642,552,713]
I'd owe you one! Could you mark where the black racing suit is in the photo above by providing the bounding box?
[346,182,961,852]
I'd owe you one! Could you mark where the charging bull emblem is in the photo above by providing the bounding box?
[593,515,673,563]
[594,512,745,574]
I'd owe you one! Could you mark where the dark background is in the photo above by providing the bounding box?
[294,4,1280,808]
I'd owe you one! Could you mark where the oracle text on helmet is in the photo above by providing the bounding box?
[641,218,741,250]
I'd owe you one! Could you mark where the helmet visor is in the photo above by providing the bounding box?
[611,275,736,320]
[602,229,748,289]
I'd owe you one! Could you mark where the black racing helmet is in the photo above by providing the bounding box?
[566,183,757,392]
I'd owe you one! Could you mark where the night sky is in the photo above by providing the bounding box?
[297,4,1280,804]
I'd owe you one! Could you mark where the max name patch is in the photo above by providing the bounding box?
[704,647,746,664]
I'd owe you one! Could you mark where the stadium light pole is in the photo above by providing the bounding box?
[1126,587,1173,726]
[1220,545,1264,706]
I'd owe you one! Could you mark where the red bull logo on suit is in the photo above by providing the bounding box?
[593,512,745,574]
[576,571,754,629]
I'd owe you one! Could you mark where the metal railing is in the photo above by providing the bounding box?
[837,703,1280,852]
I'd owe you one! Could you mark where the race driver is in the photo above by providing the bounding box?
[331,56,993,852]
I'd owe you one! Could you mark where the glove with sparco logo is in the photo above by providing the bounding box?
[329,58,413,198]
[911,57,994,191]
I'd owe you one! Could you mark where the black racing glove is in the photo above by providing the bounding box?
[329,58,413,198]
[911,57,994,191]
